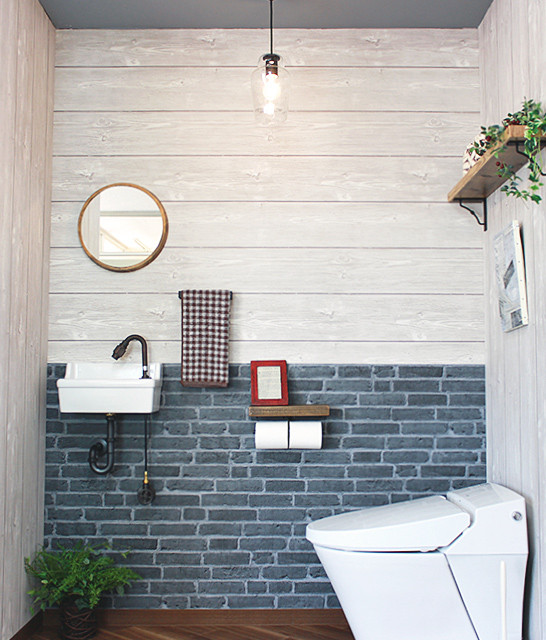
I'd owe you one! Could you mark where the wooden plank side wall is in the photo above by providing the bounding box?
[479,1,546,638]
[0,0,54,637]
[49,28,483,365]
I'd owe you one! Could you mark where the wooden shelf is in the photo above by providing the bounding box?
[448,125,546,202]
[248,404,330,418]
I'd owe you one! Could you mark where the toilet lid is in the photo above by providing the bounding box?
[306,496,470,552]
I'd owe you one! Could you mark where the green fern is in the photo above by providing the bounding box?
[24,542,140,612]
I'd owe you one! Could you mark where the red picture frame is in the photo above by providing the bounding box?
[250,360,289,406]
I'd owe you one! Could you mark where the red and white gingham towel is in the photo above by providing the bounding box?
[180,289,232,387]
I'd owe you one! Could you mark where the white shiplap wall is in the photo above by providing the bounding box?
[480,1,546,638]
[49,28,483,365]
[0,0,54,636]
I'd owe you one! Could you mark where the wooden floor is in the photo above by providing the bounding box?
[30,623,355,640]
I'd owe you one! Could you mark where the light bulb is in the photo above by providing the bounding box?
[251,54,289,124]
[263,72,281,101]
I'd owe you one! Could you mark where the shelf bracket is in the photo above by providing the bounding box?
[458,198,487,232]
[513,142,546,176]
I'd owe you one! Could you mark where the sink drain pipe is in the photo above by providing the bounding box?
[88,413,116,474]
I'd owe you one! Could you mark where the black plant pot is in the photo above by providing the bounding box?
[59,605,97,640]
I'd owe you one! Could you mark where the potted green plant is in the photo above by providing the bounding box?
[25,542,140,640]
[468,98,546,203]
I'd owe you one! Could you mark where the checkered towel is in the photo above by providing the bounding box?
[179,289,232,387]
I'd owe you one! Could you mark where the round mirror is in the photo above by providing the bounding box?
[78,183,168,272]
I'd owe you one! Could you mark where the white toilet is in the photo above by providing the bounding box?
[306,483,527,640]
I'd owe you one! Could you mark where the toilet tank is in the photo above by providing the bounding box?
[442,483,528,640]
[444,482,527,555]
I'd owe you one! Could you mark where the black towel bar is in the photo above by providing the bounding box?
[178,290,233,300]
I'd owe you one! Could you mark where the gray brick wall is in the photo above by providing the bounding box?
[45,363,486,609]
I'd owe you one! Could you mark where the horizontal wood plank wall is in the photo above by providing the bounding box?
[480,1,546,638]
[49,28,483,365]
[0,0,55,637]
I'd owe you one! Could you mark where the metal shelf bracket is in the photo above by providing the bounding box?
[513,142,546,176]
[458,198,488,232]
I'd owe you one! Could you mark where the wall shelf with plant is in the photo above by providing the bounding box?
[448,100,546,228]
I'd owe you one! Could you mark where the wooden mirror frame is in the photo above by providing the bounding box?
[78,182,169,272]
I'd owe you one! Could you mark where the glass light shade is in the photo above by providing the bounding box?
[251,54,289,124]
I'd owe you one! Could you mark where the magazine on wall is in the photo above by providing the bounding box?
[493,221,529,332]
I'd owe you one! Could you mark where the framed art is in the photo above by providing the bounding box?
[493,220,529,332]
[250,360,289,406]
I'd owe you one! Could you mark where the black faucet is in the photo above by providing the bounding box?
[112,334,150,378]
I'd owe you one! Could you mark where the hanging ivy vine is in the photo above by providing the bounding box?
[469,99,546,204]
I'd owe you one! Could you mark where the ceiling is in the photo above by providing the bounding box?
[38,0,494,30]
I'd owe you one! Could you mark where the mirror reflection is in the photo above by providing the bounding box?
[78,183,168,272]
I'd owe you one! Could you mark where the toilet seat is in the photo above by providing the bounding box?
[306,483,528,640]
[306,495,470,552]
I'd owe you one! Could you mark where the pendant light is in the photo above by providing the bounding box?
[251,0,289,124]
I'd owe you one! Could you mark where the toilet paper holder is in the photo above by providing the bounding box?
[288,421,322,449]
[254,420,322,450]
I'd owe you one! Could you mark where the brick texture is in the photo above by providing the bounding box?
[45,363,486,609]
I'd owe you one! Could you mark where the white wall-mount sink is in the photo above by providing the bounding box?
[57,362,162,414]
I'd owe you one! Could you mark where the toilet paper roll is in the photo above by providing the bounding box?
[255,421,289,449]
[289,421,322,449]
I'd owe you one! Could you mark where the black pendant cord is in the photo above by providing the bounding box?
[269,0,274,55]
